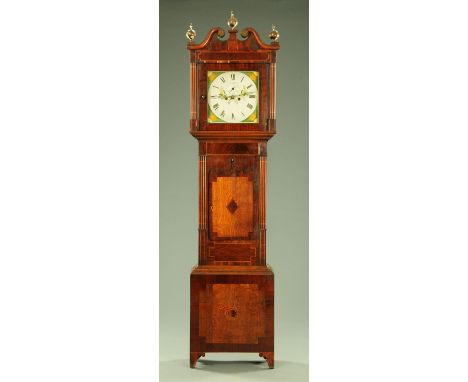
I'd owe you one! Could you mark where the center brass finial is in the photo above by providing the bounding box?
[227,11,238,30]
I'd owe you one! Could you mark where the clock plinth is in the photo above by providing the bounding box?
[187,14,279,369]
[190,265,274,368]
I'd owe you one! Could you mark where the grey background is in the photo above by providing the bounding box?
[159,0,308,380]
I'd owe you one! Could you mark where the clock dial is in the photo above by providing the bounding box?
[207,71,259,123]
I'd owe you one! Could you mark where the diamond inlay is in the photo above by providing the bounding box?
[227,199,238,214]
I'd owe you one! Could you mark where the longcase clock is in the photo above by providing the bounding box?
[186,12,280,369]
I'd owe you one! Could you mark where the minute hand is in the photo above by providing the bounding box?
[240,89,255,96]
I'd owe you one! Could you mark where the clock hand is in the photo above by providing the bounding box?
[237,87,255,98]
[219,88,229,100]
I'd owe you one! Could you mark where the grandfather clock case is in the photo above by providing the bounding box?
[187,13,279,369]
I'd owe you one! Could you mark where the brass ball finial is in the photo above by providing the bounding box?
[269,24,279,42]
[186,23,196,41]
[227,11,238,30]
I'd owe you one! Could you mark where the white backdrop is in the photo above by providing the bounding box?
[310,1,468,381]
[0,1,158,381]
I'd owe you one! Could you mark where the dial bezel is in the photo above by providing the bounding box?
[207,70,259,124]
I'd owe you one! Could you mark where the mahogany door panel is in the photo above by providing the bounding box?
[211,175,253,238]
[207,155,258,242]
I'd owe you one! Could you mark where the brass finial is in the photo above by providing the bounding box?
[186,23,196,41]
[227,11,238,30]
[269,25,279,42]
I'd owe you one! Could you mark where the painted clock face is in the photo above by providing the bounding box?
[207,71,259,123]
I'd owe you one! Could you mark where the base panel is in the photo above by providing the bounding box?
[190,265,274,369]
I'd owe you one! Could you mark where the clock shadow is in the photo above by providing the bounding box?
[197,358,267,373]
[160,358,309,381]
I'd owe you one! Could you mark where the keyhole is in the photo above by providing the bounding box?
[230,309,237,317]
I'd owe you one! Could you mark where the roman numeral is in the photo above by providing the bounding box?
[220,77,225,83]
[249,95,255,98]
[231,73,235,80]
[213,103,219,110]
[231,113,234,120]
[247,84,252,89]
[247,103,253,110]
[220,110,225,117]
[241,76,245,82]
[212,85,219,89]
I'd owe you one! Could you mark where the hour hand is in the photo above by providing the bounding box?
[218,88,228,100]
